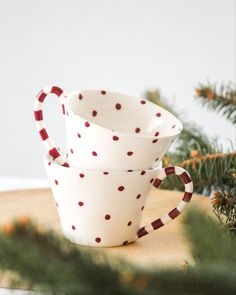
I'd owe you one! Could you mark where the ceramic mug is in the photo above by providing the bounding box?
[35,86,183,170]
[44,153,193,247]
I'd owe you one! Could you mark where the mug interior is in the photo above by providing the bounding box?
[67,90,183,138]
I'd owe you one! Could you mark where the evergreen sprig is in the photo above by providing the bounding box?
[161,152,236,194]
[0,218,126,295]
[212,182,236,235]
[145,89,217,162]
[0,211,236,294]
[145,88,235,194]
[195,81,236,124]
[168,124,218,163]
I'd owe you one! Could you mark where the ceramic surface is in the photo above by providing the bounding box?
[35,86,183,170]
[45,153,193,247]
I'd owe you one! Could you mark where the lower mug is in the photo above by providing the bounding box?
[44,154,193,247]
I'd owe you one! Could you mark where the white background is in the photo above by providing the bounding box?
[0,0,235,180]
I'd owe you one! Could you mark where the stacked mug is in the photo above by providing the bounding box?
[34,86,193,247]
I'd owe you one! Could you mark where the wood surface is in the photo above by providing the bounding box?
[0,188,212,271]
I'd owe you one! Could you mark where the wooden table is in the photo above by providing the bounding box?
[0,188,212,271]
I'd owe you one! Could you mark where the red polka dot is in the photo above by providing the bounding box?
[70,148,74,154]
[150,178,154,183]
[127,151,133,156]
[152,139,158,143]
[141,171,146,175]
[135,127,141,133]
[78,201,84,206]
[77,133,81,138]
[55,180,58,185]
[127,221,132,226]
[156,112,161,117]
[103,171,109,175]
[115,103,122,110]
[85,121,90,127]
[136,194,141,199]
[48,162,51,166]
[92,110,97,117]
[72,225,76,230]
[112,135,119,141]
[118,186,125,191]
[172,124,176,128]
[78,94,83,100]
[101,90,106,95]
[155,131,160,136]
[140,100,146,104]
[105,214,111,220]
[79,173,85,178]
[95,237,101,243]
[92,151,97,156]
[141,206,144,211]
[123,241,128,245]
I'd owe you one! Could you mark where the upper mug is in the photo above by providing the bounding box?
[34,86,183,170]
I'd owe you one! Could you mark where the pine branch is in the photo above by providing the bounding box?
[195,81,236,124]
[169,124,218,163]
[161,152,236,194]
[212,182,236,235]
[184,209,236,265]
[0,212,236,294]
[145,88,235,194]
[0,218,127,295]
[145,89,218,162]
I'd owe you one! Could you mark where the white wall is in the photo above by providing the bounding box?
[0,0,235,178]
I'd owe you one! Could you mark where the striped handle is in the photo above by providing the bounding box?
[137,166,193,239]
[34,86,69,167]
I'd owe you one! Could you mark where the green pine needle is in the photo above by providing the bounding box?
[195,81,236,124]
[0,210,236,294]
[184,209,236,265]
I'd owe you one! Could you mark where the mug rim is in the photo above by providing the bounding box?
[66,90,183,140]
[45,153,162,174]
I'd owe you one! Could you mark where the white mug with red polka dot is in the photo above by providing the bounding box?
[44,153,193,247]
[35,86,183,171]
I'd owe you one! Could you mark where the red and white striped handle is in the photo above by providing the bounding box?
[137,166,193,239]
[34,86,69,167]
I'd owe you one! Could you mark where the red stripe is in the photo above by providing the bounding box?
[137,227,149,238]
[180,172,192,184]
[52,86,63,96]
[37,91,47,102]
[62,104,65,115]
[49,147,60,159]
[183,192,192,202]
[34,110,43,121]
[169,208,180,219]
[39,128,49,141]
[151,218,164,230]
[153,178,162,188]
[165,166,175,175]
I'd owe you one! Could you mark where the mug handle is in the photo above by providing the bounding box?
[137,166,193,239]
[34,86,69,167]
